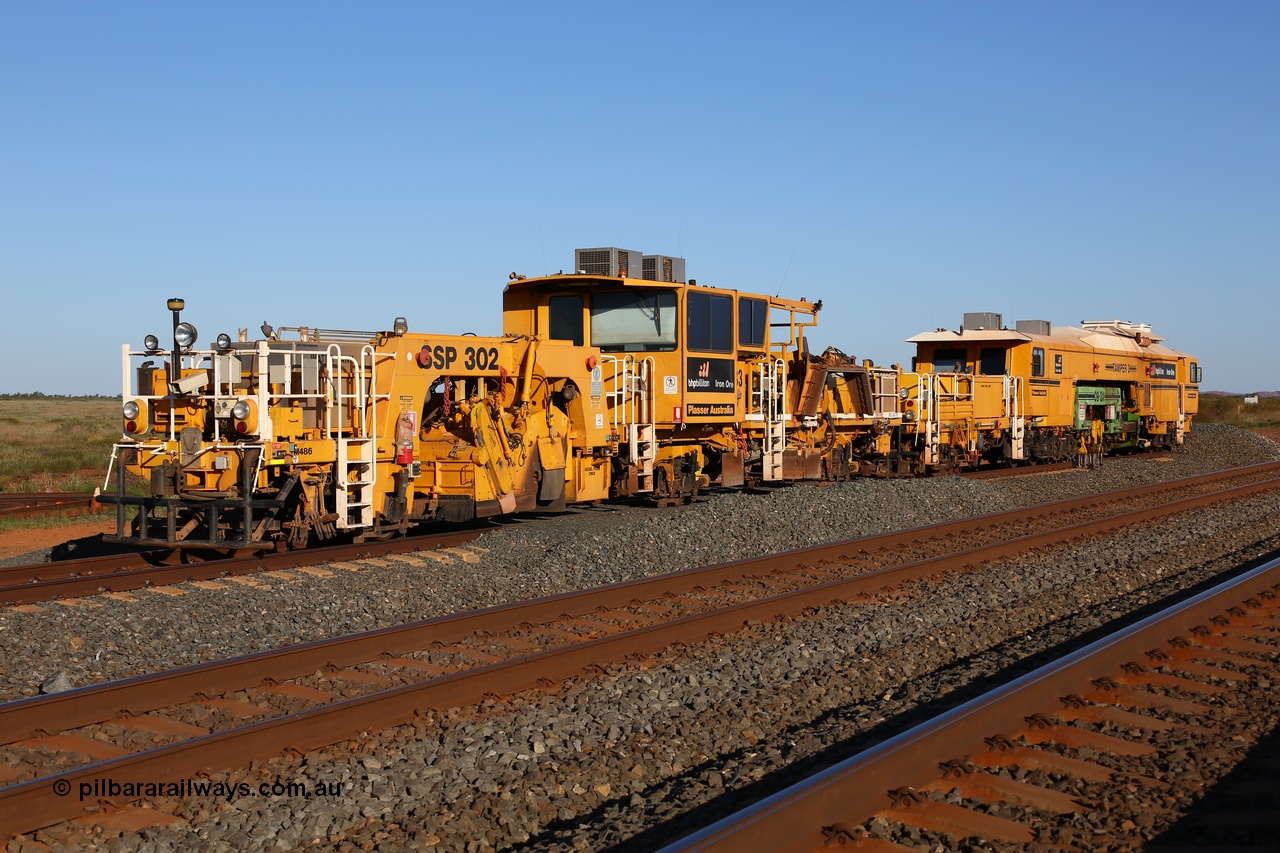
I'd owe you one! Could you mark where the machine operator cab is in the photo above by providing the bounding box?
[499,248,822,493]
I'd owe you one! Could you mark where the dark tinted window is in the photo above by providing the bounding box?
[687,291,734,353]
[548,295,583,346]
[1032,347,1045,377]
[933,348,967,373]
[979,347,1006,375]
[738,297,767,348]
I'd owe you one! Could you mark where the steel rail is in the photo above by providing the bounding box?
[961,461,1077,480]
[659,562,1280,852]
[0,493,99,501]
[0,493,99,505]
[0,528,487,605]
[0,493,103,519]
[2,468,1279,836]
[958,448,1171,481]
[0,552,157,586]
[3,462,1277,742]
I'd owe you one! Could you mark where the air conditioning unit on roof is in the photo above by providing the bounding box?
[574,248,642,278]
[962,312,1002,331]
[642,255,686,283]
[1015,320,1051,336]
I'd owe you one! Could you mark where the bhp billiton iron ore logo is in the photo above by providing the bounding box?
[686,357,733,393]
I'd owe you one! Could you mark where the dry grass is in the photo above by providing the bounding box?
[0,395,124,533]
[0,395,122,493]
[1196,394,1280,428]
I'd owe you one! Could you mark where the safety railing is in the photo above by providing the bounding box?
[746,358,788,422]
[601,354,654,431]
[1003,374,1026,460]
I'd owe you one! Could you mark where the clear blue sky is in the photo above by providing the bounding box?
[2,2,1276,394]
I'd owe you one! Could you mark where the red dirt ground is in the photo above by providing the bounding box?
[0,516,116,561]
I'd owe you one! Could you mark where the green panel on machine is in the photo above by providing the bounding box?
[1075,386,1125,431]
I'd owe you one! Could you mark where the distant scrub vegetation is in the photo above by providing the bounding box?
[0,396,121,493]
[0,393,120,401]
[1196,394,1280,429]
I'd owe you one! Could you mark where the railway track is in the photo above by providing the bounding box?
[957,448,1173,481]
[0,526,490,606]
[3,461,1278,607]
[664,557,1280,851]
[0,448,1188,601]
[960,461,1079,480]
[0,492,103,520]
[2,462,1279,839]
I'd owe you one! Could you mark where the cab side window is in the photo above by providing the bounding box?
[933,348,967,373]
[738,297,767,348]
[548,295,583,346]
[687,291,733,353]
[1032,347,1045,377]
[979,347,1006,375]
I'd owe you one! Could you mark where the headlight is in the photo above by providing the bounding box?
[175,322,198,348]
[230,398,257,434]
[144,334,160,352]
[122,399,149,435]
[216,332,232,350]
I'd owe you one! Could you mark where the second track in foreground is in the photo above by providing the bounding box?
[2,462,1278,839]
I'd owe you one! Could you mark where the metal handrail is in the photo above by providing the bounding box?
[601,354,653,430]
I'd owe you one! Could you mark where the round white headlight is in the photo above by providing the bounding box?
[123,400,140,420]
[216,333,232,350]
[175,322,198,348]
[231,400,251,420]
[144,334,160,352]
